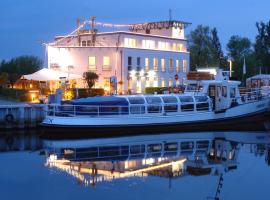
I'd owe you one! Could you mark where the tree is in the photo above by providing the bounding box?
[211,28,227,68]
[0,72,8,88]
[83,71,99,89]
[254,20,270,73]
[0,55,43,88]
[188,25,225,70]
[226,35,253,78]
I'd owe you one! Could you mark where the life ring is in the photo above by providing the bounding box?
[5,114,14,123]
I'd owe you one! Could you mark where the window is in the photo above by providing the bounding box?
[161,78,166,87]
[153,58,158,72]
[87,40,92,46]
[88,56,96,71]
[142,40,155,49]
[158,41,170,50]
[103,77,110,89]
[146,97,162,104]
[103,56,110,71]
[169,58,173,72]
[128,56,132,70]
[128,97,145,104]
[137,57,141,67]
[162,96,177,103]
[81,41,87,47]
[145,58,150,71]
[169,78,173,87]
[176,59,180,73]
[164,105,178,112]
[222,86,227,97]
[179,96,194,103]
[177,44,183,51]
[230,88,236,98]
[147,105,162,113]
[172,43,177,51]
[161,58,166,72]
[124,38,136,48]
[183,59,187,73]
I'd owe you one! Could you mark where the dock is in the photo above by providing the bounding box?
[0,104,46,129]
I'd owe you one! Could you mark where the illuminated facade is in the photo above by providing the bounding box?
[47,20,190,94]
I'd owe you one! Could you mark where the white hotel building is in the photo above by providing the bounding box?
[47,20,190,94]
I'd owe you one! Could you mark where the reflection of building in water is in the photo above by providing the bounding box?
[44,133,257,188]
[0,131,41,152]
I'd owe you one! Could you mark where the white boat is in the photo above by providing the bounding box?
[41,71,270,137]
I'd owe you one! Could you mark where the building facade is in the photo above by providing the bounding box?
[47,20,190,94]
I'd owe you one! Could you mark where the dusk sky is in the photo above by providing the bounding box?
[1,0,270,64]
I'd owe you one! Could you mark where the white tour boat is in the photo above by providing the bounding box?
[41,71,270,137]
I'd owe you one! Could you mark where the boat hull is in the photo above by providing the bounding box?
[40,109,270,139]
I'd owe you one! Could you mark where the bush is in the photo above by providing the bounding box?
[0,88,29,101]
[65,88,105,99]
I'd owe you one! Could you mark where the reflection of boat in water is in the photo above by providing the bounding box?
[41,71,270,137]
[44,132,270,188]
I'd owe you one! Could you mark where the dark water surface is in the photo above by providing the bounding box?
[0,130,270,200]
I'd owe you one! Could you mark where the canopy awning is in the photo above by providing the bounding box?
[22,68,82,81]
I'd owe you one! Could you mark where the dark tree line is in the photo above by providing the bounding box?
[0,55,42,88]
[188,20,270,79]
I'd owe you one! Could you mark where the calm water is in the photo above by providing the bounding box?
[0,130,270,200]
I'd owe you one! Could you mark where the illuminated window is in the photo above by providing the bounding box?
[145,58,150,72]
[177,44,183,51]
[169,58,173,72]
[88,56,96,71]
[153,58,158,72]
[172,43,177,51]
[161,78,166,87]
[103,56,111,71]
[125,38,136,48]
[183,59,187,73]
[161,58,166,72]
[169,78,173,87]
[158,42,170,50]
[103,77,110,91]
[176,59,180,73]
[142,40,155,49]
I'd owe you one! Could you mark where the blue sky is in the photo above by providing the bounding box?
[0,0,270,63]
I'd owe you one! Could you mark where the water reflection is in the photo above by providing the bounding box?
[43,132,270,199]
[1,131,270,200]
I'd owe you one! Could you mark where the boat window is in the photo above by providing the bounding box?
[181,141,194,151]
[222,86,227,97]
[179,96,194,103]
[181,104,194,111]
[194,96,208,102]
[164,142,178,152]
[162,96,177,103]
[99,146,129,157]
[164,104,178,112]
[130,145,145,155]
[130,105,145,114]
[74,147,98,159]
[186,84,203,92]
[128,97,145,104]
[147,144,162,152]
[230,88,236,98]
[145,97,162,104]
[147,105,162,113]
[196,141,209,149]
[196,103,209,111]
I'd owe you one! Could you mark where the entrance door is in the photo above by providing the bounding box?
[208,85,216,110]
[208,84,223,112]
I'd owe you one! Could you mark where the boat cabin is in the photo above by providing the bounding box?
[185,70,242,112]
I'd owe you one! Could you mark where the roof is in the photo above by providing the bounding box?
[54,31,188,42]
[23,68,81,81]
[247,74,270,80]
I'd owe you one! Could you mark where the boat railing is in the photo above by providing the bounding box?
[241,89,266,103]
[46,100,212,117]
